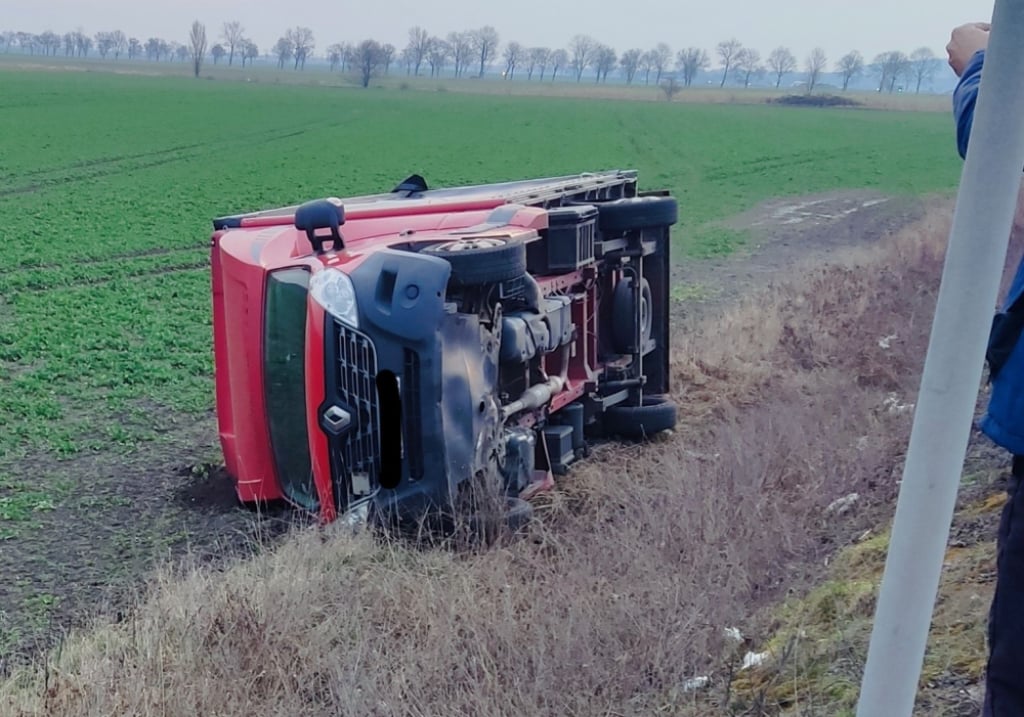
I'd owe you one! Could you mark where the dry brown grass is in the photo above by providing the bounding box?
[0,207,973,716]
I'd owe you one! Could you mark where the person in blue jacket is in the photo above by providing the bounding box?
[949,21,1024,716]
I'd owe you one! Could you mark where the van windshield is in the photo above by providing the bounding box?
[263,267,317,511]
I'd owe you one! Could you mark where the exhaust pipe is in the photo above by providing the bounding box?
[501,345,570,420]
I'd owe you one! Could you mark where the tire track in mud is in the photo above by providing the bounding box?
[0,246,191,277]
[1,258,208,294]
[0,120,338,198]
[701,150,845,182]
[0,141,209,183]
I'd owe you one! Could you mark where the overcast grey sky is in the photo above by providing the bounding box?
[3,0,997,67]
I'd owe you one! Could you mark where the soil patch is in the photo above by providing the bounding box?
[0,408,303,672]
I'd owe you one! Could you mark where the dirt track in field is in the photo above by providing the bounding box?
[669,188,928,316]
[0,188,991,681]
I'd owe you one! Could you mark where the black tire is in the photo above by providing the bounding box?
[593,195,678,235]
[604,394,677,438]
[611,275,653,354]
[422,236,527,286]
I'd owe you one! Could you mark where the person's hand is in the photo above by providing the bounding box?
[947,22,991,76]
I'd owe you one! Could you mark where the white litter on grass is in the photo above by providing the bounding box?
[826,493,860,517]
[741,650,771,670]
[723,626,744,643]
[878,333,898,349]
[337,501,370,532]
[883,393,915,415]
[681,676,711,692]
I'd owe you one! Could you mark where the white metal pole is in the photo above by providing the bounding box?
[857,1,1024,714]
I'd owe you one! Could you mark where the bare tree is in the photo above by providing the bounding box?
[127,37,140,60]
[79,34,93,57]
[108,30,126,59]
[530,47,551,81]
[525,46,546,80]
[355,39,383,87]
[716,38,742,87]
[428,38,450,77]
[337,42,353,72]
[243,40,259,67]
[210,44,225,64]
[660,76,682,100]
[326,43,343,71]
[874,50,910,93]
[471,26,499,77]
[805,47,827,93]
[569,34,596,82]
[274,36,293,69]
[145,37,160,61]
[836,50,863,90]
[651,42,672,84]
[222,21,244,65]
[380,43,395,74]
[286,27,314,70]
[909,47,936,93]
[549,48,568,81]
[620,48,642,84]
[595,45,617,83]
[503,41,522,79]
[14,32,34,55]
[766,46,796,88]
[447,31,472,77]
[677,47,709,87]
[399,47,414,75]
[175,43,188,62]
[638,51,654,85]
[189,20,207,78]
[734,48,761,87]
[1,32,15,53]
[406,26,430,76]
[95,32,113,58]
[39,31,61,56]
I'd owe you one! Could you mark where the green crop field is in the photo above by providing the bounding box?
[0,66,964,658]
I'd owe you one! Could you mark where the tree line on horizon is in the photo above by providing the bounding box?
[0,23,943,94]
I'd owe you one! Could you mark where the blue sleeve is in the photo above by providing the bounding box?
[953,49,986,159]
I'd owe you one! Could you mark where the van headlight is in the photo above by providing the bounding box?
[309,268,359,328]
